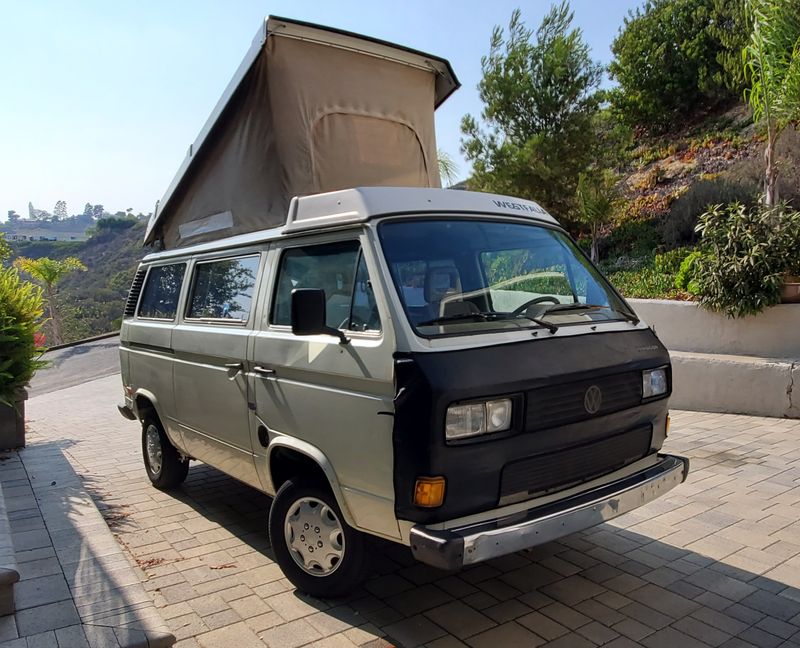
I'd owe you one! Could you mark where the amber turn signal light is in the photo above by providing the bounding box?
[414,476,445,508]
[665,414,671,438]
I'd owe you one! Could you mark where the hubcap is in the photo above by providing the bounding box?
[284,497,345,576]
[145,425,163,475]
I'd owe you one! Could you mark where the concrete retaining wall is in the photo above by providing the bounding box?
[628,299,800,358]
[627,299,800,418]
[670,351,799,418]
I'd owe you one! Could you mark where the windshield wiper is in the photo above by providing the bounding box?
[514,314,558,334]
[542,303,640,325]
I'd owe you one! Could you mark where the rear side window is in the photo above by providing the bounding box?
[187,255,260,322]
[137,263,186,320]
[271,241,381,332]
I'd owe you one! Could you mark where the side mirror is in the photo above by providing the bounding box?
[291,289,349,344]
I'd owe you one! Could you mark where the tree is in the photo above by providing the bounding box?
[92,204,105,220]
[27,202,51,221]
[575,171,616,262]
[13,257,87,345]
[53,200,68,221]
[461,3,603,219]
[743,0,800,205]
[83,203,93,217]
[609,0,747,131]
[709,0,751,92]
[7,210,20,224]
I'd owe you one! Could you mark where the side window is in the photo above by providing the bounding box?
[349,253,381,332]
[271,241,380,332]
[137,263,186,320]
[187,255,260,322]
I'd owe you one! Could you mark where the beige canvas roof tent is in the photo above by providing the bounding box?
[144,16,459,248]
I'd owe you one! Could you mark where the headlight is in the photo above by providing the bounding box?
[446,398,513,440]
[642,368,668,398]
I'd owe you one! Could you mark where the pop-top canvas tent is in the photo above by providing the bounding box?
[144,16,460,248]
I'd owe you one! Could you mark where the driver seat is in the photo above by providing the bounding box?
[424,264,479,318]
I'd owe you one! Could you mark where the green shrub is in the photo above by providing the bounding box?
[675,250,704,294]
[603,218,661,261]
[694,203,800,316]
[607,267,678,299]
[0,232,10,265]
[0,267,47,406]
[654,247,694,274]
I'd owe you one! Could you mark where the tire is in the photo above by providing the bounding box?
[141,416,189,490]
[269,478,368,597]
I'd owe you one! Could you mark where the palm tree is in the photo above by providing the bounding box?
[437,149,460,187]
[743,0,800,206]
[14,257,87,345]
[575,172,615,263]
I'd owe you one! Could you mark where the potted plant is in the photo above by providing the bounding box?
[782,248,800,303]
[0,266,46,448]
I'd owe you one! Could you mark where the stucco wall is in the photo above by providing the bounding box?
[628,299,800,359]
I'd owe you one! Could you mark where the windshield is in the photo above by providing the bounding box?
[378,218,633,337]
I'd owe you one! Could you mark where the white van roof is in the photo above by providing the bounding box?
[142,187,559,261]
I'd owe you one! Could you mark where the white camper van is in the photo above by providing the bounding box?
[119,18,688,597]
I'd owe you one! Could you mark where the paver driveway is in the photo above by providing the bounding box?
[24,375,800,648]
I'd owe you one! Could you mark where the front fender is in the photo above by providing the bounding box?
[265,436,357,529]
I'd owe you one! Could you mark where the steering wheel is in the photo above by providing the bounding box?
[512,295,560,316]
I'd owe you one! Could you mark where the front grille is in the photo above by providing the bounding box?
[500,425,652,498]
[123,269,147,318]
[526,371,642,431]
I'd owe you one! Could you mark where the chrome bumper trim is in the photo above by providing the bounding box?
[409,454,689,570]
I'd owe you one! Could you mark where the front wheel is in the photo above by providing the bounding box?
[142,417,189,490]
[268,479,368,597]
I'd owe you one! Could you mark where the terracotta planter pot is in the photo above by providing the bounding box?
[782,275,800,304]
[0,390,27,449]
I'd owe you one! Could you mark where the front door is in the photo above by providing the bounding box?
[251,234,400,539]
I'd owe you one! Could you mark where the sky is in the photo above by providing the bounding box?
[0,0,643,220]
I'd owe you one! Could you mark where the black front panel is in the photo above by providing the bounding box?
[500,425,652,498]
[526,371,642,431]
[392,327,671,524]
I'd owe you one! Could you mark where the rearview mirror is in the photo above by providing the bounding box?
[291,289,349,344]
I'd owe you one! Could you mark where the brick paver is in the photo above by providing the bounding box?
[24,375,800,647]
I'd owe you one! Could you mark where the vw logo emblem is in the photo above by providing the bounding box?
[584,385,603,414]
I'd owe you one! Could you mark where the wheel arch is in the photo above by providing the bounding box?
[266,438,357,529]
[132,389,162,424]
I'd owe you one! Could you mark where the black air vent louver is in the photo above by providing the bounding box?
[123,269,147,317]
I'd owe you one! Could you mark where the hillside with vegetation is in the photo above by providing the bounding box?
[4,216,148,344]
[462,0,800,315]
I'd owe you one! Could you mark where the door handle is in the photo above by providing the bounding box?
[224,362,243,379]
[253,365,276,377]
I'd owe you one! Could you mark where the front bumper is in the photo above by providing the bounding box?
[117,402,137,420]
[409,453,689,570]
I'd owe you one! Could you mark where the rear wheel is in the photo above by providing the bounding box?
[268,478,368,597]
[141,417,189,490]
